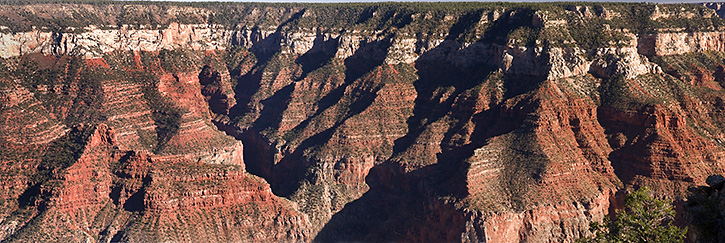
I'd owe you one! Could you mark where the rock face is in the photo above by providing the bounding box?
[0,80,68,145]
[2,2,725,242]
[705,2,725,19]
[685,175,725,242]
[638,32,725,56]
[1,123,309,242]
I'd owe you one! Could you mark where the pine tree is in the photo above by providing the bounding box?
[583,187,687,243]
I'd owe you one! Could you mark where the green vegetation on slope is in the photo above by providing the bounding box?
[0,1,722,50]
[582,187,687,243]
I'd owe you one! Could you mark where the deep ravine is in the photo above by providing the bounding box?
[3,2,725,242]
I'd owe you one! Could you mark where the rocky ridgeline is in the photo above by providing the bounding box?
[0,4,717,78]
[0,23,297,243]
[2,2,725,242]
[0,18,689,79]
[0,123,310,242]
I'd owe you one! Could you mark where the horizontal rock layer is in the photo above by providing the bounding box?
[3,2,725,243]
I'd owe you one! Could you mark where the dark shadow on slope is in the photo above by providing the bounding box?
[353,5,415,30]
[314,163,420,242]
[110,230,126,243]
[229,67,264,119]
[199,65,233,115]
[109,152,134,206]
[295,32,339,81]
[481,8,538,46]
[16,184,44,210]
[6,126,95,241]
[447,10,485,41]
[286,37,391,135]
[391,9,491,158]
[18,126,92,209]
[355,6,377,25]
[270,84,382,197]
[252,9,307,65]
[251,37,392,197]
[597,106,654,185]
[316,11,491,242]
[435,105,529,195]
[123,189,145,212]
[122,175,152,212]
[503,74,547,99]
[318,8,549,241]
[315,161,469,242]
[596,76,660,184]
[252,83,295,132]
[109,151,153,213]
[374,8,415,30]
[392,6,544,161]
[229,9,306,119]
[344,37,393,83]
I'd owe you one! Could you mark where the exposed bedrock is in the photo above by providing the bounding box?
[3,2,725,242]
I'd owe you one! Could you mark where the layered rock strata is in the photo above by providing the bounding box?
[2,2,725,242]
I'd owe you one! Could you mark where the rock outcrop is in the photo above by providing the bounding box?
[685,174,725,242]
[638,32,725,56]
[3,2,725,242]
[1,122,310,242]
[705,2,725,19]
[0,79,68,145]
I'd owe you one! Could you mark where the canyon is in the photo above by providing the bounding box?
[1,1,725,242]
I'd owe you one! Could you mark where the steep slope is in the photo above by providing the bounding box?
[2,2,725,242]
[0,32,312,241]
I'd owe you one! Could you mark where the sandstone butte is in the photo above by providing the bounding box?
[3,1,725,242]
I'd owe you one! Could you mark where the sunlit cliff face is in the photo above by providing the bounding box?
[1,2,725,242]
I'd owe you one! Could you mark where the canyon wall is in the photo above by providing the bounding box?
[2,2,725,242]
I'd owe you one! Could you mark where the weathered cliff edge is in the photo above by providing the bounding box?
[0,20,718,76]
[2,2,725,242]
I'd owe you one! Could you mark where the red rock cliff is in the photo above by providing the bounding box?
[3,2,725,242]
